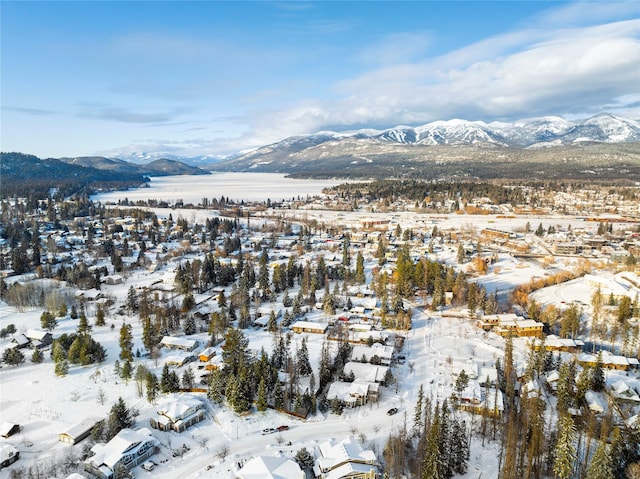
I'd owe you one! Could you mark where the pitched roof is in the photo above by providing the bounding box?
[238,455,304,479]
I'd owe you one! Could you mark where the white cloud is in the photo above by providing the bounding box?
[239,18,639,145]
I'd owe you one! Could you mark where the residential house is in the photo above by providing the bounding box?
[314,437,377,479]
[351,343,394,366]
[10,334,30,349]
[0,444,19,469]
[327,379,379,407]
[530,335,584,353]
[25,329,53,348]
[150,395,206,433]
[578,351,638,371]
[585,391,606,415]
[237,455,304,479]
[291,321,329,334]
[160,336,199,352]
[343,362,389,384]
[84,428,159,479]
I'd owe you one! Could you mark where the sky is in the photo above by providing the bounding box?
[1,1,639,160]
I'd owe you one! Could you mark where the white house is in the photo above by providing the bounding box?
[84,428,159,479]
[160,335,199,352]
[343,362,389,384]
[351,343,394,366]
[237,455,304,479]
[313,437,377,479]
[150,395,206,433]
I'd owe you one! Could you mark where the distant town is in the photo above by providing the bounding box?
[1,178,639,479]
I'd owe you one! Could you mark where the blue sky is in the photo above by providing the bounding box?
[1,1,639,159]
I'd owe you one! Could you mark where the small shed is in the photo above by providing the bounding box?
[0,422,20,438]
[58,417,102,445]
[199,347,216,362]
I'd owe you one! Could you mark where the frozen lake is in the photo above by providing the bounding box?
[91,172,345,204]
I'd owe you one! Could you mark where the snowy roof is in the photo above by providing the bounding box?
[157,395,205,421]
[160,336,198,349]
[0,422,19,437]
[585,391,606,413]
[88,428,159,469]
[351,343,394,361]
[316,437,376,472]
[343,362,389,383]
[611,380,640,401]
[0,444,18,462]
[59,416,102,439]
[324,461,377,479]
[238,455,304,479]
[25,329,51,341]
[290,320,329,332]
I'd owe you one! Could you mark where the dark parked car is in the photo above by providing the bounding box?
[276,425,289,432]
[387,407,399,416]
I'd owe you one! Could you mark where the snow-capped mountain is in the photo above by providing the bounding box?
[106,151,223,167]
[369,113,639,148]
[226,113,639,160]
[211,113,639,178]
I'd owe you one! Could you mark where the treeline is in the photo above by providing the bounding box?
[0,152,146,200]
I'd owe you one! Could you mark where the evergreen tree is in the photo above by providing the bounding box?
[297,337,313,376]
[268,310,278,333]
[2,347,25,366]
[355,251,366,284]
[142,316,158,351]
[450,417,469,475]
[591,351,606,392]
[184,316,196,335]
[95,304,106,326]
[258,248,270,292]
[31,348,44,364]
[106,397,133,440]
[274,380,284,409]
[55,359,69,376]
[160,364,172,393]
[77,311,90,334]
[221,327,250,376]
[121,360,132,382]
[553,414,577,479]
[181,368,195,389]
[40,310,57,331]
[126,286,139,314]
[586,441,613,479]
[119,324,133,361]
[422,403,443,479]
[256,377,268,412]
[556,361,575,414]
[207,369,225,404]
[504,335,516,407]
[413,383,424,436]
[617,295,632,323]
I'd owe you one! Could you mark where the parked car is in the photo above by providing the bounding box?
[141,462,154,472]
[262,428,276,435]
[276,425,289,432]
[387,407,399,416]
